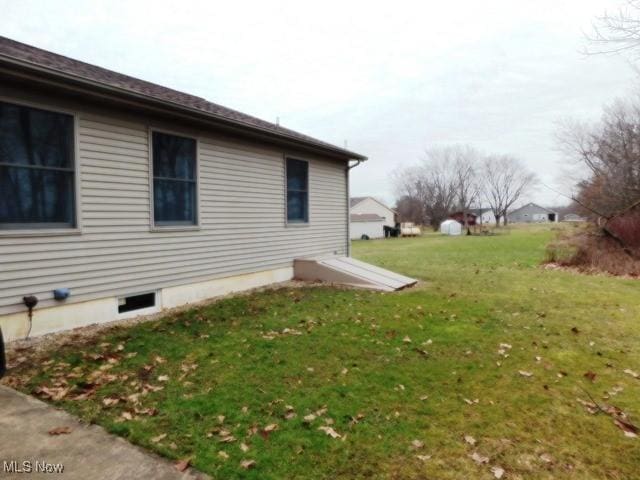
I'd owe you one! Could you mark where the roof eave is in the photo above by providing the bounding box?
[0,55,368,162]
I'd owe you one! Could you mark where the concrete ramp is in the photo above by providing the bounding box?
[294,256,417,292]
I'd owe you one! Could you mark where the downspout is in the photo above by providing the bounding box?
[346,159,364,257]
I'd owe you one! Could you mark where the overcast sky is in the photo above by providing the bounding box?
[2,0,637,207]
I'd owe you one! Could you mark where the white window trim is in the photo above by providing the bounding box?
[284,155,310,227]
[148,127,201,232]
[0,96,83,237]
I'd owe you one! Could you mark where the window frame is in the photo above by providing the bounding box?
[284,155,310,226]
[0,97,82,237]
[148,127,201,231]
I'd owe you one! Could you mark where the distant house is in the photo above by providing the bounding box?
[470,208,497,225]
[507,203,558,223]
[449,211,478,226]
[350,213,386,239]
[350,197,396,239]
[563,213,587,222]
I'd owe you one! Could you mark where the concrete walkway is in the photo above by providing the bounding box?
[0,386,208,479]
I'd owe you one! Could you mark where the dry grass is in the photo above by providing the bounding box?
[546,224,640,277]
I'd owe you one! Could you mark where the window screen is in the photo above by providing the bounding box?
[286,158,308,223]
[0,102,75,228]
[152,131,197,225]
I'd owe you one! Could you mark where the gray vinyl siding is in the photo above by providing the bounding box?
[0,88,348,315]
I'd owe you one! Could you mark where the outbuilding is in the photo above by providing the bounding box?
[350,213,385,239]
[507,203,558,223]
[440,219,462,236]
[349,197,396,239]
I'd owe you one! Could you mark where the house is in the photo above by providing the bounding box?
[448,211,478,226]
[507,203,558,223]
[349,197,396,239]
[0,36,375,341]
[470,208,496,225]
[350,213,385,239]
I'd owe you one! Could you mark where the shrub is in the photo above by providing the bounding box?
[546,224,640,277]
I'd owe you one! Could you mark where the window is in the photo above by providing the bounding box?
[118,292,156,314]
[0,101,75,229]
[152,131,197,226]
[286,158,308,223]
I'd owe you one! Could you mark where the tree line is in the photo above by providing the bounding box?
[392,146,538,229]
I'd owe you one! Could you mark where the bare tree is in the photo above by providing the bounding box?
[395,195,426,225]
[556,98,640,217]
[482,155,538,226]
[586,1,640,56]
[452,146,482,231]
[393,145,481,230]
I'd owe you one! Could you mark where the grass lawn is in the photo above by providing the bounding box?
[4,225,640,479]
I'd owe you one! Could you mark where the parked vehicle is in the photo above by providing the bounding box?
[401,222,421,237]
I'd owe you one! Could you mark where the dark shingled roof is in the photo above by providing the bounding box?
[0,36,366,160]
[350,213,385,222]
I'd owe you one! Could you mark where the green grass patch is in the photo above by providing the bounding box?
[4,225,640,479]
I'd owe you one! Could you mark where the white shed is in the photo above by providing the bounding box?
[350,214,385,239]
[440,219,462,236]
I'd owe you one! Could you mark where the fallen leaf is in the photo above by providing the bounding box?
[491,466,505,479]
[263,423,278,432]
[624,369,640,379]
[464,435,476,446]
[303,414,317,423]
[410,439,424,449]
[218,451,229,460]
[403,336,412,343]
[470,452,489,464]
[240,459,256,469]
[151,433,167,443]
[219,434,236,443]
[519,370,533,377]
[539,453,553,463]
[416,454,431,462]
[175,459,190,472]
[318,426,341,438]
[577,398,599,415]
[157,375,169,382]
[614,418,639,438]
[102,396,120,407]
[48,426,72,435]
[240,442,250,453]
